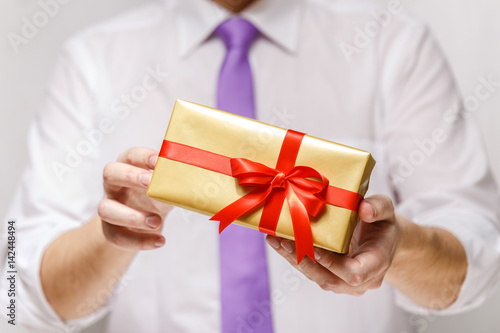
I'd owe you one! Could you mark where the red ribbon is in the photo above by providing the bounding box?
[159,130,363,263]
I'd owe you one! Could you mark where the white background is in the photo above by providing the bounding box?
[1,0,499,332]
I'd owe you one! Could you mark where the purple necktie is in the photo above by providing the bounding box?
[215,18,274,333]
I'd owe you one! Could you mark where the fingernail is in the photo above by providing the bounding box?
[366,201,376,219]
[266,236,280,249]
[146,216,160,229]
[139,173,152,187]
[314,248,321,260]
[282,241,294,254]
[155,237,165,247]
[149,155,158,168]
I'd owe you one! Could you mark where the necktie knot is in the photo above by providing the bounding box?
[215,17,259,117]
[216,18,259,52]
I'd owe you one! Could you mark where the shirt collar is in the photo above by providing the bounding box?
[241,0,303,53]
[169,0,304,58]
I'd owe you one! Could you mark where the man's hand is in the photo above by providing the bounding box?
[41,147,173,320]
[266,194,467,309]
[98,147,172,251]
[266,194,397,296]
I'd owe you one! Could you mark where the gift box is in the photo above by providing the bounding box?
[147,100,375,262]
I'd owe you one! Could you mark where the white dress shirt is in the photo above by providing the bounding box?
[2,0,500,332]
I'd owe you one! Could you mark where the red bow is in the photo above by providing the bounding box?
[210,130,328,263]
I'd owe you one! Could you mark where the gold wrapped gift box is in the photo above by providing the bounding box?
[147,99,375,255]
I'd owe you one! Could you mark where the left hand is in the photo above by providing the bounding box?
[266,194,399,296]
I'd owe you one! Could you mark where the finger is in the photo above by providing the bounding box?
[101,221,165,251]
[358,194,394,223]
[267,236,382,294]
[315,246,387,287]
[103,162,152,190]
[98,199,162,230]
[117,147,158,170]
[266,236,352,293]
[269,236,388,290]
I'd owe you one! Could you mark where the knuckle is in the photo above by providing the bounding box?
[97,201,109,219]
[386,198,394,212]
[352,289,366,297]
[130,212,145,227]
[348,272,367,286]
[297,256,313,269]
[122,169,138,186]
[298,260,308,269]
[124,170,134,184]
[321,257,336,271]
[102,163,114,182]
[318,281,336,292]
[125,149,135,164]
[378,194,394,214]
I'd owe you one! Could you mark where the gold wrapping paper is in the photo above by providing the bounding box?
[147,99,376,254]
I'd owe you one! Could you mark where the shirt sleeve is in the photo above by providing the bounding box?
[0,38,113,331]
[380,21,500,315]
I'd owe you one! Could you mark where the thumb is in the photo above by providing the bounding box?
[358,194,394,223]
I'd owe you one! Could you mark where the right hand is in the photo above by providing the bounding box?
[98,147,173,251]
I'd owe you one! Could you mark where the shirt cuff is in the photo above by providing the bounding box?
[18,224,111,332]
[394,208,500,315]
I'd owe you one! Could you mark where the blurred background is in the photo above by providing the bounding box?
[1,0,499,332]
